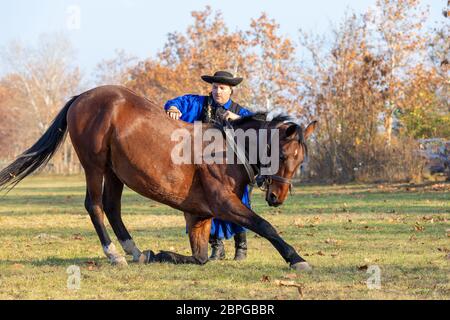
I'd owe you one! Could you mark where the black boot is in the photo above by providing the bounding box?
[233,232,247,261]
[209,236,225,261]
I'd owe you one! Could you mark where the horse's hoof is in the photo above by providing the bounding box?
[133,253,148,264]
[290,261,312,272]
[142,250,156,264]
[111,256,128,267]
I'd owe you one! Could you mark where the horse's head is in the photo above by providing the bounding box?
[229,113,318,207]
[262,120,318,207]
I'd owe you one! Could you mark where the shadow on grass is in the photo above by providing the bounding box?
[0,194,177,216]
[0,256,105,267]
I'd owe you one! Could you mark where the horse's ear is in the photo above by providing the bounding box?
[285,124,300,139]
[304,121,318,140]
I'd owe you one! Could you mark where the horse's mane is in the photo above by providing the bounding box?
[229,112,296,127]
[228,111,307,154]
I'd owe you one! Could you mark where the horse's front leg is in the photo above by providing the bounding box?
[143,213,211,265]
[214,196,311,272]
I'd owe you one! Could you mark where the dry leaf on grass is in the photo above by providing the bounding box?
[294,219,304,228]
[324,238,342,245]
[72,234,83,240]
[249,290,257,297]
[85,260,100,271]
[297,286,304,298]
[274,280,294,286]
[358,264,369,271]
[274,280,304,298]
[413,222,425,232]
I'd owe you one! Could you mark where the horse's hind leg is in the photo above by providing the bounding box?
[102,167,145,263]
[145,213,211,265]
[84,169,127,266]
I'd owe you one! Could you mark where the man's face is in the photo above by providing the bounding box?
[211,83,232,105]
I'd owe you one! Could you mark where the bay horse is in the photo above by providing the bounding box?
[0,85,317,272]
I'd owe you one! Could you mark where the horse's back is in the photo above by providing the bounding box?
[67,85,169,144]
[67,85,200,208]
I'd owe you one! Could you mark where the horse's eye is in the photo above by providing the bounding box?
[280,154,287,161]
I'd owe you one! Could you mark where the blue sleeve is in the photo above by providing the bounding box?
[164,95,205,123]
[238,106,254,117]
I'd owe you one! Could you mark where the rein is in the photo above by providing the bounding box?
[222,120,258,185]
[222,120,294,195]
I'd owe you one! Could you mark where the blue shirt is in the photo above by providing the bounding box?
[164,94,253,123]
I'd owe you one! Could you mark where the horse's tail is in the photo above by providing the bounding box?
[0,95,79,192]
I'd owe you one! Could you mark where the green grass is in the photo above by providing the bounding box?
[0,175,448,300]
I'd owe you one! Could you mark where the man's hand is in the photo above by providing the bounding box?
[166,106,182,120]
[222,110,241,121]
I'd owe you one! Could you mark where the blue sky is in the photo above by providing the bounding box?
[0,0,447,79]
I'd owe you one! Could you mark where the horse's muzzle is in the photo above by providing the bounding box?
[267,192,282,207]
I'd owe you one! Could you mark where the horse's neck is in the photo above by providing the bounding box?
[232,120,267,156]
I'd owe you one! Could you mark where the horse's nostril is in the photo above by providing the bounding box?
[269,192,277,202]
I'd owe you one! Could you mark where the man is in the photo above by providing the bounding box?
[164,70,253,261]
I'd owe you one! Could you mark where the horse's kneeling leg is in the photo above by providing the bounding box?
[120,239,145,263]
[141,250,207,265]
[103,243,128,266]
[142,250,156,264]
[193,254,208,265]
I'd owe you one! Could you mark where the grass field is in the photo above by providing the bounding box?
[0,175,448,300]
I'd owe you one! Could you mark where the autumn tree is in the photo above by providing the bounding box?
[393,7,449,139]
[297,3,435,182]
[245,14,300,111]
[299,13,392,181]
[95,49,137,86]
[126,7,300,112]
[0,78,32,161]
[369,0,429,144]
[398,63,450,139]
[0,33,83,173]
[1,34,82,134]
[127,6,252,105]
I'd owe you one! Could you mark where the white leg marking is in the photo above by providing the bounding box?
[120,239,146,263]
[103,243,128,266]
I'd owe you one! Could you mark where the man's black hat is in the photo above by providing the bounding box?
[201,70,243,87]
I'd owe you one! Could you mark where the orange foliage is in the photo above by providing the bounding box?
[126,7,300,112]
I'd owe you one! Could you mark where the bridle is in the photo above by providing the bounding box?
[256,173,294,195]
[255,141,296,196]
[222,119,304,196]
